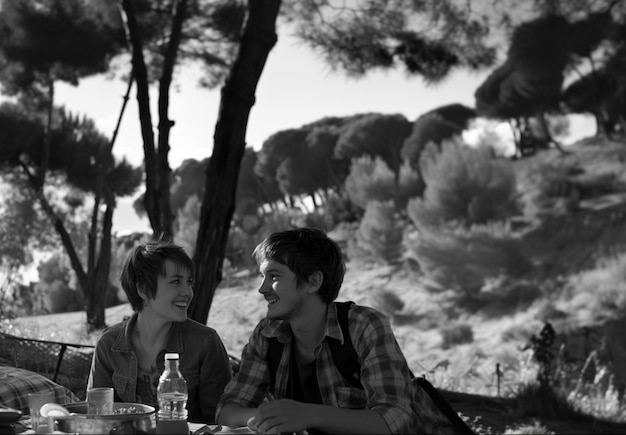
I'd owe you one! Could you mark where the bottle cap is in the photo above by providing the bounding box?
[164,353,179,360]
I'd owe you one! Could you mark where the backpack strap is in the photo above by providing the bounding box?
[267,333,283,387]
[415,376,476,435]
[326,301,363,389]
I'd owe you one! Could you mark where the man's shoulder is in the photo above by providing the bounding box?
[342,301,387,322]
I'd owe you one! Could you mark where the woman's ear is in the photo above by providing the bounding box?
[306,271,323,294]
[137,284,150,301]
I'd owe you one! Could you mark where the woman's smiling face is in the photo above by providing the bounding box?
[141,259,194,322]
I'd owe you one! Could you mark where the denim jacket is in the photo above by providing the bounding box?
[87,313,232,423]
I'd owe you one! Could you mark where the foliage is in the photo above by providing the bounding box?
[127,0,245,88]
[349,201,405,265]
[408,139,520,228]
[335,113,412,174]
[323,190,364,226]
[407,222,531,302]
[287,0,497,81]
[563,251,626,323]
[440,323,474,350]
[0,0,125,94]
[401,104,476,170]
[345,155,423,210]
[35,253,85,314]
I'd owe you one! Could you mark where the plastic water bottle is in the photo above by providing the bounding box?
[157,353,189,435]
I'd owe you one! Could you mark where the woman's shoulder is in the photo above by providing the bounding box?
[182,318,220,338]
[94,319,128,347]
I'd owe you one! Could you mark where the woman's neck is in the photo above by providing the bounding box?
[135,311,171,343]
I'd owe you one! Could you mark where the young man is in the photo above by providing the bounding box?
[88,240,232,424]
[217,227,445,434]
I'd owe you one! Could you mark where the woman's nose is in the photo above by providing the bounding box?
[258,278,269,294]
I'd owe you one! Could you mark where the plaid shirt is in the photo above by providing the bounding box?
[217,302,447,434]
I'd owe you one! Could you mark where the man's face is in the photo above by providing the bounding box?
[141,259,193,322]
[257,259,309,321]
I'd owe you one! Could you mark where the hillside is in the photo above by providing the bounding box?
[6,137,626,433]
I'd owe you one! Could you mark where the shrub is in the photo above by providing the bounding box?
[345,155,423,210]
[408,138,519,229]
[371,289,405,316]
[441,323,474,349]
[407,221,531,302]
[324,190,363,224]
[349,201,405,264]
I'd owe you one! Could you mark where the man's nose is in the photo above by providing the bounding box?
[258,277,269,294]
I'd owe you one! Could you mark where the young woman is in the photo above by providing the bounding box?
[88,241,232,424]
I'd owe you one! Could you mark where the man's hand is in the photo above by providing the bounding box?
[247,399,310,434]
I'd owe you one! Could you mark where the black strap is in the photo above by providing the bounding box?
[415,376,475,435]
[325,301,362,389]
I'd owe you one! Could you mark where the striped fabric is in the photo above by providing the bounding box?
[0,366,78,414]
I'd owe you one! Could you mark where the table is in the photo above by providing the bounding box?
[0,366,78,415]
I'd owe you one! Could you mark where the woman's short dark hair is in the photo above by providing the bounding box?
[120,240,195,312]
[252,227,345,303]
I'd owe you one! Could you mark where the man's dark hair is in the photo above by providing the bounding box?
[252,227,345,303]
[120,240,195,312]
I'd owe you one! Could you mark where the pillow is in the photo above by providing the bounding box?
[0,366,79,414]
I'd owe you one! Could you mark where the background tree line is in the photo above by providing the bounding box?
[0,0,625,330]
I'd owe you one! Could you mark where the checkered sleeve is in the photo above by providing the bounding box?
[215,321,272,418]
[348,305,417,434]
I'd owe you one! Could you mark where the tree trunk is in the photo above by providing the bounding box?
[156,0,187,240]
[86,198,114,331]
[121,0,159,234]
[189,0,281,324]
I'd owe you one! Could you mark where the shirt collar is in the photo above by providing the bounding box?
[260,302,344,344]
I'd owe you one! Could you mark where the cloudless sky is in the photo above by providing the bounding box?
[53,31,593,234]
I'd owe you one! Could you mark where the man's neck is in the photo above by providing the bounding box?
[289,301,329,351]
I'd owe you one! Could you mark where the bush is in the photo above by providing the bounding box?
[324,190,363,224]
[349,201,405,264]
[345,155,423,210]
[408,138,519,229]
[408,222,531,302]
[441,323,474,349]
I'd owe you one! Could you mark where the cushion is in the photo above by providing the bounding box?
[0,366,79,414]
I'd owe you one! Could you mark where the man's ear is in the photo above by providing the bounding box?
[306,271,323,294]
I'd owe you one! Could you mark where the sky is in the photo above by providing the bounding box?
[53,30,595,234]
